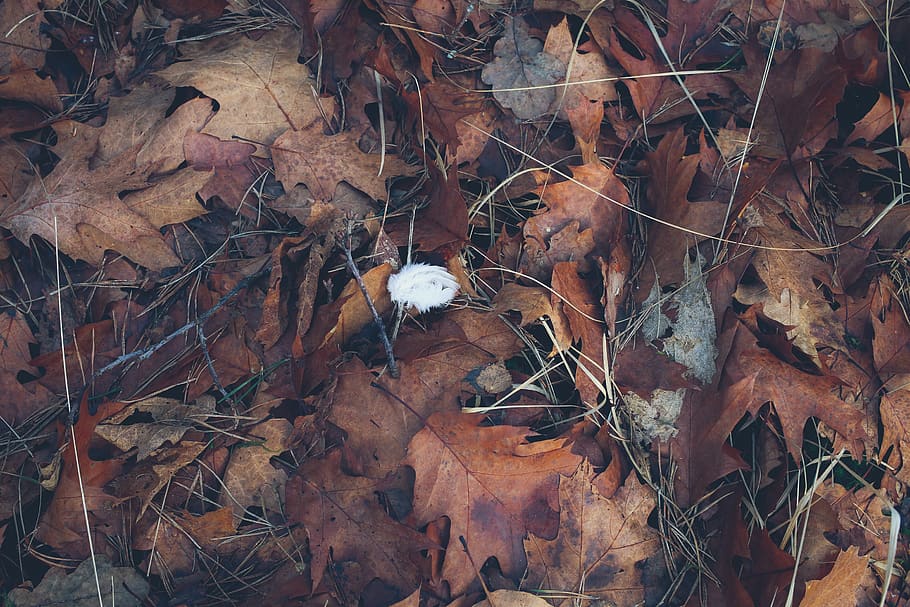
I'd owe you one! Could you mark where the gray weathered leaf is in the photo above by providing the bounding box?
[481,16,565,119]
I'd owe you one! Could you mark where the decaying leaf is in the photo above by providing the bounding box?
[219,418,295,517]
[481,16,565,120]
[405,411,583,595]
[7,555,149,607]
[155,27,332,153]
[524,461,666,606]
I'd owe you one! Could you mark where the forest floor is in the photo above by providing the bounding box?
[1,0,910,606]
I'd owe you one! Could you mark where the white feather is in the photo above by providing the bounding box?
[387,263,459,313]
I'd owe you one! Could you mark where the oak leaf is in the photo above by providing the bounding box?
[327,308,523,478]
[799,547,873,607]
[272,121,417,201]
[405,411,584,595]
[286,450,429,596]
[637,128,727,295]
[1,122,206,269]
[0,311,54,425]
[219,419,294,517]
[156,28,332,153]
[524,461,666,607]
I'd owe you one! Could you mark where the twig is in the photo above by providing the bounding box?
[72,264,270,422]
[342,226,400,378]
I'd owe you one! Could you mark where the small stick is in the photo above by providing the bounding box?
[72,264,270,422]
[342,226,400,378]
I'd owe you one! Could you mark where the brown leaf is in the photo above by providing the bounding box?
[272,121,416,201]
[543,18,618,108]
[0,0,48,71]
[183,131,256,170]
[405,411,584,595]
[328,308,523,478]
[156,28,333,153]
[7,555,149,607]
[1,122,205,269]
[36,398,128,559]
[726,325,868,463]
[638,128,727,294]
[473,590,553,607]
[524,460,666,607]
[481,16,566,120]
[286,450,429,596]
[219,419,294,517]
[0,311,54,425]
[134,507,237,577]
[799,547,871,607]
[733,45,846,160]
[0,69,63,112]
[523,162,628,281]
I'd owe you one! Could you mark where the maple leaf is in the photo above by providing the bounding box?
[524,461,666,607]
[156,28,332,153]
[272,121,417,201]
[481,16,566,120]
[286,450,429,596]
[1,122,207,269]
[638,127,727,294]
[405,411,584,596]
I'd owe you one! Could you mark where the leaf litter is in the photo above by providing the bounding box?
[0,1,907,606]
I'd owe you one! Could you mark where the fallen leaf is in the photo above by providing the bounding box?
[7,555,149,607]
[272,121,416,201]
[473,589,553,607]
[799,547,872,607]
[286,450,429,596]
[94,395,214,461]
[219,418,295,517]
[543,17,618,109]
[328,308,523,478]
[1,122,205,269]
[134,507,237,577]
[405,411,584,595]
[36,398,128,559]
[523,161,629,281]
[481,16,566,120]
[156,28,333,153]
[0,311,54,425]
[637,128,727,295]
[733,44,846,160]
[726,325,868,463]
[524,460,666,606]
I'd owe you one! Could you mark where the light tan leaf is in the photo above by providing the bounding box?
[799,546,871,607]
[1,122,201,269]
[156,28,332,154]
[220,419,294,517]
